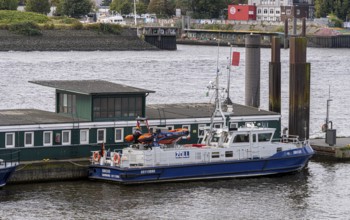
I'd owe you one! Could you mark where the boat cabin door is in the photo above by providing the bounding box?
[250,133,260,159]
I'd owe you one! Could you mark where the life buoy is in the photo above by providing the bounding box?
[93,152,100,162]
[113,153,121,164]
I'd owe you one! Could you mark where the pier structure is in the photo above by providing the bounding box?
[245,34,261,108]
[288,37,310,140]
[269,36,281,113]
[142,27,178,50]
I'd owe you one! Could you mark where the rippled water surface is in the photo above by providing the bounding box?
[0,45,349,137]
[1,160,350,219]
[0,45,350,219]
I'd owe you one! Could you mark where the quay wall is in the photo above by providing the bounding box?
[0,29,157,51]
[9,159,90,184]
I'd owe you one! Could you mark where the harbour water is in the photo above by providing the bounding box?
[0,45,350,219]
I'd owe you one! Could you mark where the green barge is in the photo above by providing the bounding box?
[0,80,281,183]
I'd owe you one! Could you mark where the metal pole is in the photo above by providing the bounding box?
[134,0,137,26]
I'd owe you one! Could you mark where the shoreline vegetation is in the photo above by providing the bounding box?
[0,10,157,51]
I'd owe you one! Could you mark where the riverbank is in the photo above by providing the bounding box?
[0,29,158,51]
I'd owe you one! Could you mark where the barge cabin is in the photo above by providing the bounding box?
[0,80,281,162]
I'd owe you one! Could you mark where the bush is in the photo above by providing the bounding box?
[0,0,18,10]
[0,10,49,24]
[8,21,42,36]
[96,23,122,34]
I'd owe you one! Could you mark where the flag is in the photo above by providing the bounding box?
[232,52,240,66]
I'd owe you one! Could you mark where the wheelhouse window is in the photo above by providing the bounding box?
[43,131,53,146]
[5,133,15,148]
[24,132,34,147]
[93,96,142,120]
[115,128,124,143]
[62,130,71,145]
[258,133,272,142]
[225,151,233,158]
[80,130,89,144]
[97,129,106,143]
[233,134,250,143]
[59,93,76,114]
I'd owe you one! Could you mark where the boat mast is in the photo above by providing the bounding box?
[209,40,227,134]
[225,44,233,105]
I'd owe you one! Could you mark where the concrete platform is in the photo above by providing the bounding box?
[310,138,350,158]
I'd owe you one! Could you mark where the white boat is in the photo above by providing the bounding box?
[88,59,314,184]
[99,15,126,25]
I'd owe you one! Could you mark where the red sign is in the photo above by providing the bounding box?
[232,52,240,66]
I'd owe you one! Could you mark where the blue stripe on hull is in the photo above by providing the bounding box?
[88,153,313,184]
[0,166,17,188]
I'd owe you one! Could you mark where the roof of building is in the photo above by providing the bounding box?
[0,109,88,126]
[146,103,278,119]
[29,80,155,95]
[0,103,278,126]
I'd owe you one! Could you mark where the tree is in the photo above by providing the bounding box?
[110,0,131,14]
[0,0,18,10]
[25,0,50,14]
[147,0,169,18]
[58,0,93,17]
[191,0,227,19]
[136,1,147,14]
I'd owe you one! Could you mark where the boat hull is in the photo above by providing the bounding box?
[88,147,313,184]
[0,166,17,188]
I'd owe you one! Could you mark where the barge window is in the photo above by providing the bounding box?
[182,125,190,139]
[198,124,206,138]
[225,151,233,158]
[115,128,124,143]
[59,93,76,114]
[43,131,53,146]
[24,132,34,147]
[5,133,15,148]
[93,96,143,120]
[97,129,106,143]
[62,130,71,145]
[80,130,89,144]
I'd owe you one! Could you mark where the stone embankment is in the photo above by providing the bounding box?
[0,28,158,51]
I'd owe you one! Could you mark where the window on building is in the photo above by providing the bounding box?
[115,128,123,143]
[286,9,291,15]
[182,125,191,139]
[264,9,268,14]
[62,130,71,145]
[59,93,76,114]
[276,10,280,14]
[97,129,106,143]
[296,9,300,15]
[93,97,142,120]
[258,9,261,14]
[24,132,34,147]
[43,131,53,146]
[270,9,274,14]
[198,124,206,138]
[80,130,89,144]
[5,133,15,148]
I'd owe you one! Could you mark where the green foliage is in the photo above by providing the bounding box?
[191,0,227,19]
[315,0,350,21]
[25,0,51,14]
[329,13,344,27]
[147,0,171,18]
[97,23,122,34]
[8,21,42,36]
[0,0,18,10]
[0,10,49,24]
[136,1,147,14]
[57,0,93,18]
